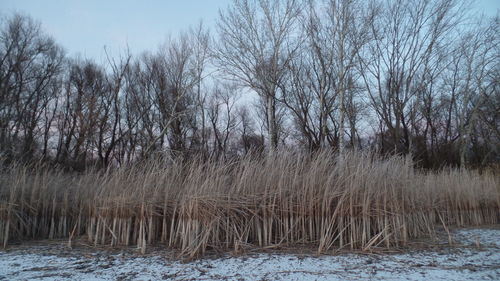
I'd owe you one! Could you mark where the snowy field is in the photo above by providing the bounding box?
[0,227,499,281]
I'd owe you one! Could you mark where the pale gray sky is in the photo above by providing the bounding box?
[1,0,231,60]
[1,0,498,61]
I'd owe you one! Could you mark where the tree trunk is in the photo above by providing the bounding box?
[266,94,278,151]
[339,88,345,155]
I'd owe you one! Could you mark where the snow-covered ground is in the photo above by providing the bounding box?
[1,227,499,281]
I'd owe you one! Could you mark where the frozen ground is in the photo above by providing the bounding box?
[0,227,499,281]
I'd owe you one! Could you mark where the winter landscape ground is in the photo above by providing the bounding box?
[1,226,499,281]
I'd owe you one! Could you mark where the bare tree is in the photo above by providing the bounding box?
[0,14,64,161]
[237,105,263,154]
[55,59,109,167]
[359,0,465,155]
[189,22,211,154]
[215,0,302,151]
[1,4,498,169]
[280,0,371,152]
[451,17,499,167]
[98,48,131,166]
[207,83,240,159]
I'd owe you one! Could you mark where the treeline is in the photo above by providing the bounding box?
[0,0,498,169]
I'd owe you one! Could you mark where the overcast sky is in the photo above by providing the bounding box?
[1,0,498,61]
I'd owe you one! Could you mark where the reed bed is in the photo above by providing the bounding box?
[0,151,498,258]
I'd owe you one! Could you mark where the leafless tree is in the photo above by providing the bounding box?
[207,83,240,159]
[55,59,108,167]
[189,22,211,154]
[1,5,498,169]
[0,14,64,161]
[215,0,302,151]
[451,17,499,167]
[359,0,465,156]
[280,0,371,152]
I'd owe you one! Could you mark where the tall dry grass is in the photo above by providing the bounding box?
[0,151,498,258]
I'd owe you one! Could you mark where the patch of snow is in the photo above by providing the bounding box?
[0,227,499,280]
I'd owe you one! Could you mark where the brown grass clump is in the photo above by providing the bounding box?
[0,151,498,258]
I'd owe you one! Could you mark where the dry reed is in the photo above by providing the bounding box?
[0,151,498,258]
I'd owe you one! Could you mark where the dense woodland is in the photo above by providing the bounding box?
[1,0,499,169]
